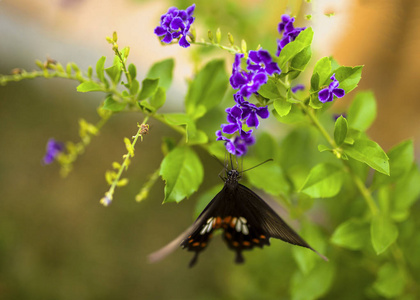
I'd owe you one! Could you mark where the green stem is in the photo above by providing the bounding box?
[192,41,242,54]
[101,115,150,206]
[114,49,132,87]
[300,102,379,215]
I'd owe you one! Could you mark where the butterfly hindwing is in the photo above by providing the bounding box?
[149,165,328,267]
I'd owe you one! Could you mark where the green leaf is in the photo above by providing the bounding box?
[146,58,174,90]
[244,160,289,196]
[334,66,363,94]
[334,116,348,146]
[310,73,319,92]
[76,81,103,92]
[373,263,406,298]
[273,98,292,117]
[347,91,377,131]
[103,95,126,112]
[128,63,137,80]
[392,164,420,217]
[373,140,414,188]
[330,219,370,250]
[96,56,106,84]
[254,132,278,161]
[290,45,312,73]
[290,262,335,300]
[188,130,208,145]
[343,139,389,175]
[310,57,331,91]
[278,27,314,69]
[258,77,285,100]
[160,146,204,203]
[371,214,398,254]
[163,113,197,143]
[272,105,305,124]
[185,59,228,119]
[318,144,331,153]
[138,78,159,100]
[105,56,122,84]
[300,163,343,198]
[129,79,140,95]
[149,86,166,110]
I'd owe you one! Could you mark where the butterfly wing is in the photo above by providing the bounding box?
[148,188,226,267]
[235,183,328,261]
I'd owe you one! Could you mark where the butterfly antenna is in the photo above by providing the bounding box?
[211,155,225,168]
[239,159,273,174]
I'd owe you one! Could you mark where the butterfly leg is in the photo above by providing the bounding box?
[235,250,244,264]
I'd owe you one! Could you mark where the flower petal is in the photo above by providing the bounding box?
[154,26,167,36]
[318,88,331,103]
[246,111,260,128]
[178,35,190,48]
[332,88,345,98]
[256,106,269,119]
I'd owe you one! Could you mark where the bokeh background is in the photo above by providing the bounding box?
[1,0,420,299]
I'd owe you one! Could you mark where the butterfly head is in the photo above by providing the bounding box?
[224,169,241,188]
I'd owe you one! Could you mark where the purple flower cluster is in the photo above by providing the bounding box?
[216,49,280,156]
[216,94,270,156]
[230,50,281,98]
[318,74,345,103]
[43,138,64,165]
[154,4,195,48]
[276,15,306,56]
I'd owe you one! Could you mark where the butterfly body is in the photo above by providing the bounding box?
[149,166,328,267]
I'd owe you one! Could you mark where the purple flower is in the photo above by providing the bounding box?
[318,74,345,103]
[276,14,306,56]
[235,96,269,128]
[230,53,270,98]
[291,84,305,93]
[154,4,195,48]
[216,130,255,156]
[43,138,64,164]
[247,50,281,76]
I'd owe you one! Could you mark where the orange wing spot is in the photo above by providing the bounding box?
[252,238,260,244]
[243,241,251,246]
[192,242,200,247]
[230,217,237,228]
[232,241,239,247]
[260,235,266,239]
[201,242,207,248]
[188,239,194,243]
[215,217,222,228]
[223,216,232,224]
[225,232,232,239]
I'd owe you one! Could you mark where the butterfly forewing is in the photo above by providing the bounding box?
[149,166,328,267]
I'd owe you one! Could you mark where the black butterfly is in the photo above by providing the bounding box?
[149,160,328,267]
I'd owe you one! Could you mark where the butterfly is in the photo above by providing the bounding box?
[149,159,328,267]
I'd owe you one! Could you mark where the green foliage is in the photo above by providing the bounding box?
[300,163,343,198]
[160,146,204,203]
[146,58,174,90]
[2,10,420,300]
[371,214,399,255]
[343,139,389,175]
[185,59,228,119]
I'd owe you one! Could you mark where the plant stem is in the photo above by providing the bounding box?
[101,115,150,206]
[300,102,379,215]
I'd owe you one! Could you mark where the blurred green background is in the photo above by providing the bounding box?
[1,0,420,299]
